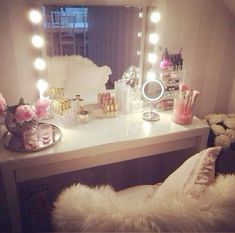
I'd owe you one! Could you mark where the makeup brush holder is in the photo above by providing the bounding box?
[172,98,193,125]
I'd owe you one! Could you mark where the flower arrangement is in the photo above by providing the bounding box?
[0,92,49,137]
[204,113,235,150]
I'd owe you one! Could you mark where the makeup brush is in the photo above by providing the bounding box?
[184,89,193,116]
[191,90,200,107]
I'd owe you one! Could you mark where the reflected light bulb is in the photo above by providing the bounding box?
[148,53,157,64]
[32,35,44,48]
[137,51,141,56]
[137,32,142,38]
[34,58,46,71]
[146,71,156,80]
[149,33,159,44]
[150,11,161,23]
[37,79,48,99]
[139,12,143,18]
[28,9,42,24]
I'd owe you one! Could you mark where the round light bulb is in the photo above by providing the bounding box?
[32,35,44,48]
[34,58,46,71]
[146,71,156,80]
[150,11,161,23]
[137,32,142,38]
[149,33,159,44]
[148,53,157,64]
[137,51,141,56]
[28,9,42,24]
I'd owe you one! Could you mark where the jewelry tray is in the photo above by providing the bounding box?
[2,124,62,153]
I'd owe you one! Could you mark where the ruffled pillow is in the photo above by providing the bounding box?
[156,147,222,198]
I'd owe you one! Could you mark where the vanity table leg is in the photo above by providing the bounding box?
[1,164,23,233]
[196,129,210,151]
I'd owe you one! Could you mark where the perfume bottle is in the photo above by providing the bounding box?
[120,83,130,114]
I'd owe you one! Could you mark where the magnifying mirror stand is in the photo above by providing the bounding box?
[142,102,160,121]
[141,79,165,122]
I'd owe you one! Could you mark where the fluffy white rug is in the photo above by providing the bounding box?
[52,174,235,232]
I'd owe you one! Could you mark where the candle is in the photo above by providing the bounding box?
[37,79,48,99]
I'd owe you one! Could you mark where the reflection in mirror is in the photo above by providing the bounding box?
[141,79,164,121]
[42,5,142,89]
[121,66,139,91]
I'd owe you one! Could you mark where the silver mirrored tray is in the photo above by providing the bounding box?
[2,124,62,153]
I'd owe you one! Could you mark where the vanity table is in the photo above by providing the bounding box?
[0,111,209,232]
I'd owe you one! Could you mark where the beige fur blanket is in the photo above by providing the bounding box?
[52,174,235,232]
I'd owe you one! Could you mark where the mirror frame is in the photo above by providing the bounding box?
[29,0,158,86]
[141,79,165,102]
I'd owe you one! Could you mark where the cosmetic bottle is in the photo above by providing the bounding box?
[75,95,80,112]
[47,87,55,118]
[130,91,142,113]
[79,99,84,112]
[48,98,54,118]
[121,83,130,114]
[114,80,122,110]
[71,97,77,114]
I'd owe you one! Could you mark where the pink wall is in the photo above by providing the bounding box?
[156,0,235,117]
[0,0,37,105]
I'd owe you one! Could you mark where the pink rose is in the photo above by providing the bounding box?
[34,106,48,119]
[34,99,49,118]
[0,92,7,117]
[15,105,35,123]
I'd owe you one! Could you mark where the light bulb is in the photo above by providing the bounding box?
[34,58,46,71]
[37,79,48,99]
[137,51,141,56]
[139,12,143,18]
[146,71,156,80]
[148,53,157,64]
[150,11,161,23]
[28,9,42,24]
[149,33,159,44]
[32,35,44,48]
[137,32,142,38]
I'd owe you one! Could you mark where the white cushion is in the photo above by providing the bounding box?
[46,56,68,88]
[156,146,222,198]
[46,55,111,95]
[65,62,111,98]
[117,184,158,202]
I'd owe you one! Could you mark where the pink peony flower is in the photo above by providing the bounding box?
[34,99,49,118]
[15,105,35,123]
[0,92,7,117]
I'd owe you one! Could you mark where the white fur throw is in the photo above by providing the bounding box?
[52,174,235,232]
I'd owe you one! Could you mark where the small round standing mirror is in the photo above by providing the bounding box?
[141,79,165,121]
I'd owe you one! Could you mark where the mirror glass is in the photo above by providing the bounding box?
[141,79,165,121]
[141,79,164,102]
[42,5,143,89]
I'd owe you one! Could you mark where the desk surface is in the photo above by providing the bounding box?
[0,111,209,165]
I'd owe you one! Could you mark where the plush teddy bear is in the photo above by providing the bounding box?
[204,113,235,150]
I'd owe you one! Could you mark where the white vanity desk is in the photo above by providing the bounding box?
[0,111,209,232]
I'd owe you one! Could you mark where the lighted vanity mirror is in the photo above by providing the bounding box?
[42,5,143,89]
[141,79,165,121]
